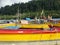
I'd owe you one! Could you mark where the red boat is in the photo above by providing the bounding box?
[0,28,59,34]
[0,27,60,41]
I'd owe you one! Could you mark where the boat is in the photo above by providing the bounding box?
[20,24,50,29]
[0,23,17,29]
[0,8,59,42]
[19,20,50,29]
[0,27,59,41]
[0,22,50,29]
[0,20,50,29]
[53,23,60,27]
[0,19,60,29]
[45,21,60,27]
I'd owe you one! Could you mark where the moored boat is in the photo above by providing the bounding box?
[0,21,50,29]
[53,23,60,27]
[45,22,60,27]
[20,24,49,29]
[0,28,60,41]
[0,23,17,29]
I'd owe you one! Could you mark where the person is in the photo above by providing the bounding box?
[34,16,39,24]
[42,15,47,20]
[40,15,47,23]
[48,24,54,30]
[43,15,47,23]
[40,15,43,19]
[48,15,52,22]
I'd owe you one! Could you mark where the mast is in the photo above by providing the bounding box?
[17,6,20,21]
[17,4,21,22]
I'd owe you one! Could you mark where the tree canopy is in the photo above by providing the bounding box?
[0,0,60,18]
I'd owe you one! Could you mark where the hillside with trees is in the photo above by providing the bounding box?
[0,0,60,19]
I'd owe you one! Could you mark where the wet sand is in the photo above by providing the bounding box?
[0,40,60,45]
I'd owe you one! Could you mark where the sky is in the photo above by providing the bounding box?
[0,0,31,7]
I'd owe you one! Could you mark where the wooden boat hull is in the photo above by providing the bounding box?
[0,23,16,28]
[20,24,49,29]
[53,23,60,27]
[45,22,60,27]
[0,23,50,29]
[0,28,60,41]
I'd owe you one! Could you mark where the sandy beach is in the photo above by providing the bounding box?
[0,40,60,45]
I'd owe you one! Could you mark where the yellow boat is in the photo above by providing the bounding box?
[0,23,16,28]
[20,24,50,29]
[45,22,60,27]
[0,20,59,29]
[53,23,60,27]
[0,28,59,41]
[0,21,59,41]
[0,23,50,29]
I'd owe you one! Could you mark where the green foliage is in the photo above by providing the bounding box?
[0,0,60,19]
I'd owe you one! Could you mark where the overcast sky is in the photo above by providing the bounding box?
[0,0,31,7]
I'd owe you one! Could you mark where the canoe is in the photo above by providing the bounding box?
[45,22,60,27]
[0,28,60,41]
[0,23,16,28]
[0,21,59,29]
[20,24,50,29]
[53,23,60,27]
[0,23,50,29]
